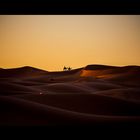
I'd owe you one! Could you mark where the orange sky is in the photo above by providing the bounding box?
[0,15,140,71]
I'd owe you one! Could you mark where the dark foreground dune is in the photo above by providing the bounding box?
[0,65,140,126]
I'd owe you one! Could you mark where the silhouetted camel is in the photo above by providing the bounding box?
[68,67,72,71]
[63,66,67,71]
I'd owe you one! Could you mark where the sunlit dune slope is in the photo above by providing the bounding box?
[80,65,140,82]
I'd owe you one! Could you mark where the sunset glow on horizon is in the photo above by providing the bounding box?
[0,15,140,71]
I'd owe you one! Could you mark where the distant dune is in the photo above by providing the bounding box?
[84,64,117,70]
[0,66,48,78]
[0,64,140,126]
[81,65,140,77]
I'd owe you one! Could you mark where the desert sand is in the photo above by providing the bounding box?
[0,65,140,126]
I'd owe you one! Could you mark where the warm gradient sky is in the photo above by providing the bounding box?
[0,15,140,71]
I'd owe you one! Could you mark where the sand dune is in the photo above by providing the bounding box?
[43,83,91,93]
[0,64,140,125]
[77,81,123,90]
[0,66,48,78]
[0,82,41,95]
[0,96,140,126]
[84,64,117,70]
[81,65,140,78]
[94,88,140,102]
[16,93,140,116]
